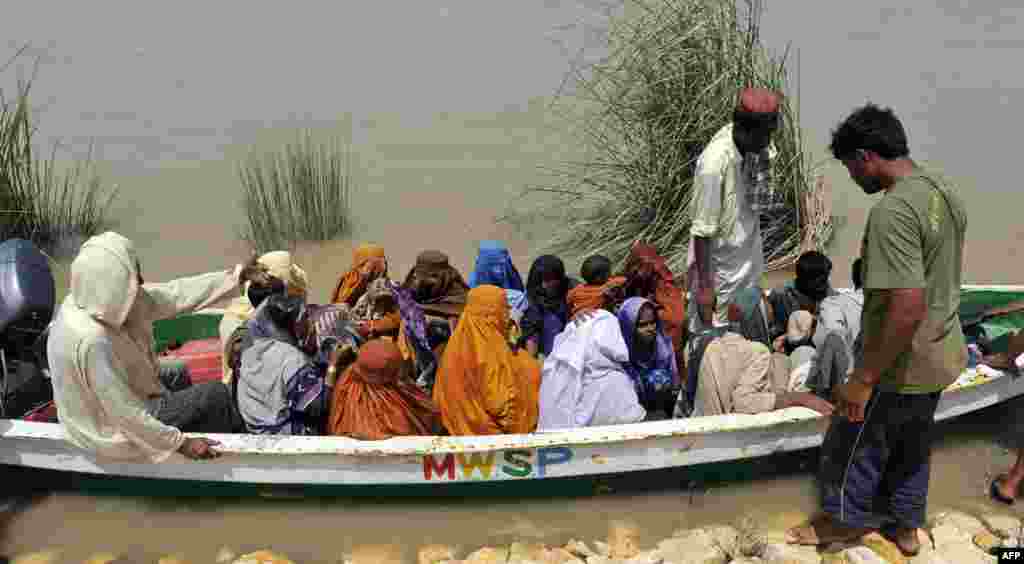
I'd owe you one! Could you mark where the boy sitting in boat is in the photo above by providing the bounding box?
[48,232,268,462]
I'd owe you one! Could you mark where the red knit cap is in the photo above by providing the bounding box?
[738,87,781,114]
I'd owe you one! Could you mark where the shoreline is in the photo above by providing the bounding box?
[8,506,1015,563]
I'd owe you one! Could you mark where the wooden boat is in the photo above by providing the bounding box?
[1,285,1022,498]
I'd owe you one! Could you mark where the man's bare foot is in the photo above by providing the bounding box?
[786,514,873,546]
[881,525,922,556]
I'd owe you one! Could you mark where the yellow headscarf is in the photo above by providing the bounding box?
[331,243,387,305]
[220,251,308,384]
[224,251,309,320]
[433,285,540,436]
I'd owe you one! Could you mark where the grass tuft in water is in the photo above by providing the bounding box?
[508,0,834,274]
[0,47,117,258]
[239,131,354,252]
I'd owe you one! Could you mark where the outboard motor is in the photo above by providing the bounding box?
[0,239,56,418]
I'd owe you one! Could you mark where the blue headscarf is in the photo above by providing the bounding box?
[616,297,679,403]
[467,240,524,292]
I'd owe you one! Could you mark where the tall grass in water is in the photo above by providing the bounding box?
[0,53,117,258]
[239,131,354,252]
[512,0,833,274]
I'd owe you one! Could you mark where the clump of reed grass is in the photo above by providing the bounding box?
[514,0,833,275]
[0,49,117,258]
[239,131,354,252]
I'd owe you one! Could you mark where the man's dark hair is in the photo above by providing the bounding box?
[247,276,286,309]
[581,255,612,286]
[795,251,833,302]
[265,293,304,331]
[851,258,863,290]
[829,103,910,160]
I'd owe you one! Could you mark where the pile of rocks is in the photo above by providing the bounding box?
[7,508,1019,563]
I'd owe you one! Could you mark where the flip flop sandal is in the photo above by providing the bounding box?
[991,475,1015,506]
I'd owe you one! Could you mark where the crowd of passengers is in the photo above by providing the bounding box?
[47,230,858,461]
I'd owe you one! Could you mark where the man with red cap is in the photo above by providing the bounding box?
[688,87,782,334]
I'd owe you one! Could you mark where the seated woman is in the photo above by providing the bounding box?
[330,244,400,341]
[604,242,687,382]
[467,240,524,292]
[330,243,388,307]
[537,306,645,430]
[403,250,470,320]
[219,251,308,385]
[237,294,339,435]
[401,250,468,360]
[617,297,678,420]
[433,285,541,435]
[521,255,576,358]
[328,339,442,439]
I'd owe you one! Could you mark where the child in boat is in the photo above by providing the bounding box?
[566,254,613,318]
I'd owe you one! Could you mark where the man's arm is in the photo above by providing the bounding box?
[858,288,926,385]
[691,161,723,322]
[144,266,243,321]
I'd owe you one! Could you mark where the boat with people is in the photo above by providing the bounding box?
[1,272,1022,497]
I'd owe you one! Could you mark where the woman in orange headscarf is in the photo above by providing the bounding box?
[330,244,399,340]
[331,244,388,306]
[328,339,441,439]
[433,285,541,435]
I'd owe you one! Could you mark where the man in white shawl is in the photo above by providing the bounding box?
[48,232,268,462]
[537,309,646,430]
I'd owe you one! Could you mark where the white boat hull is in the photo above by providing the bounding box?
[0,366,1019,494]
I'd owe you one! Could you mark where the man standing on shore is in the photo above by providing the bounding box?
[688,87,781,332]
[787,104,968,556]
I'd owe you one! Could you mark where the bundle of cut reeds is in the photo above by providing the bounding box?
[517,0,833,276]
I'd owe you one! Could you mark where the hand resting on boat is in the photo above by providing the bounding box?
[178,437,221,460]
[774,390,834,417]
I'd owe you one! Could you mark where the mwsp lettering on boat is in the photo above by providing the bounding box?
[422,447,573,481]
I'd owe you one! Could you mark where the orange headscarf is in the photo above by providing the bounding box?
[328,339,440,439]
[624,243,686,342]
[433,285,540,436]
[331,244,387,306]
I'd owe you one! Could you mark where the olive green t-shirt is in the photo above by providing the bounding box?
[860,168,968,394]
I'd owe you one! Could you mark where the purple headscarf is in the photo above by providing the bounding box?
[616,297,679,389]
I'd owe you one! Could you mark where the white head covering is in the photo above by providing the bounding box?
[70,232,140,328]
